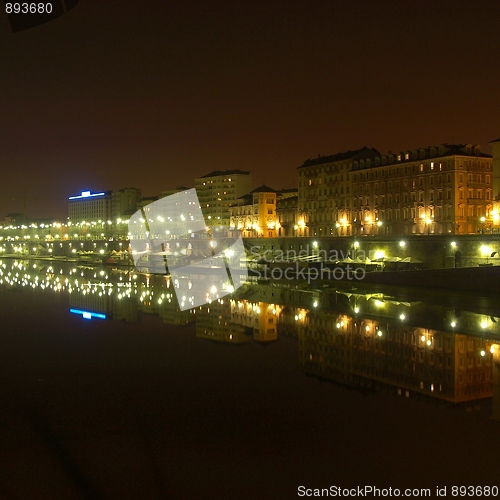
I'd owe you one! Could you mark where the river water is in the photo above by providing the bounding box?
[1,258,499,499]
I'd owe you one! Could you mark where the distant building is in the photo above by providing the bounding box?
[276,195,298,237]
[298,144,493,236]
[298,147,379,237]
[68,190,112,223]
[112,188,141,219]
[229,185,278,237]
[195,170,252,229]
[3,213,28,226]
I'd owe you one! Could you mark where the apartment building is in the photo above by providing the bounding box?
[112,188,141,219]
[195,170,252,229]
[298,144,493,236]
[229,185,278,238]
[68,190,112,223]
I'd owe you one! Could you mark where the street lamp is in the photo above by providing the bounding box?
[480,244,493,264]
[365,215,372,234]
[424,217,433,235]
[492,210,499,232]
[351,240,359,258]
[480,216,486,234]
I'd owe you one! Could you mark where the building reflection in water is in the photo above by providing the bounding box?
[297,309,494,403]
[1,258,500,418]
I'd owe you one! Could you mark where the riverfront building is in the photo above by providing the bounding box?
[111,188,141,219]
[276,195,299,237]
[298,144,493,236]
[229,185,278,238]
[68,190,112,223]
[195,170,252,229]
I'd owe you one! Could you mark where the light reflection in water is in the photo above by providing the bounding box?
[1,258,500,415]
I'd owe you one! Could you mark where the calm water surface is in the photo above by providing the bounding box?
[1,259,500,499]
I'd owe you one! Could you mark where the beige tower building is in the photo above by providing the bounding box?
[229,185,278,237]
[195,170,252,229]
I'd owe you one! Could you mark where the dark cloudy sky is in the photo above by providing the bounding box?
[1,0,499,218]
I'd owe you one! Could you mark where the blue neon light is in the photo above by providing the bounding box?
[70,308,107,320]
[68,191,106,200]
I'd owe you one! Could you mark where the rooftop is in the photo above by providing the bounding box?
[299,144,491,171]
[298,147,380,168]
[251,184,278,193]
[198,169,251,179]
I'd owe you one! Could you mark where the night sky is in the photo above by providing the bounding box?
[1,0,500,219]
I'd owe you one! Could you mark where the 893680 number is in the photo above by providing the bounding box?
[452,486,499,496]
[5,3,53,14]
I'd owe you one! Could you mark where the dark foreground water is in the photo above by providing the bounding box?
[1,259,500,499]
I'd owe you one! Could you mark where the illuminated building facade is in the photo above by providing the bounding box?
[229,185,278,237]
[298,144,493,236]
[68,190,112,223]
[298,147,379,237]
[276,195,298,237]
[195,170,252,229]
